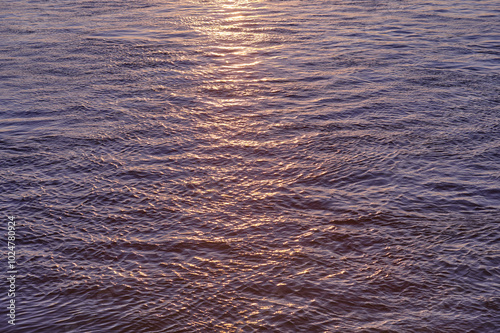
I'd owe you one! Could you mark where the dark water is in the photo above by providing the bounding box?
[1,0,500,332]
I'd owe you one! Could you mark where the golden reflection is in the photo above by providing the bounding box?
[171,0,282,231]
[185,0,268,98]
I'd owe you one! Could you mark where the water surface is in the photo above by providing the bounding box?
[1,0,499,332]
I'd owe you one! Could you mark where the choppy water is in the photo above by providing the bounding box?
[1,0,500,332]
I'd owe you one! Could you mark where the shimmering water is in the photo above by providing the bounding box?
[1,0,499,332]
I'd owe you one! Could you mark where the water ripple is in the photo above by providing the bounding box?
[1,0,499,332]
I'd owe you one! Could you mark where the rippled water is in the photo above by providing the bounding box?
[1,0,500,332]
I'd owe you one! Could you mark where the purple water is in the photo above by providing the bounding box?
[1,0,499,332]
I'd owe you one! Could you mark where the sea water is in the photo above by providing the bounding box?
[1,0,499,332]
